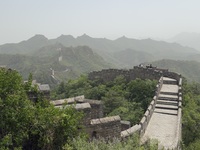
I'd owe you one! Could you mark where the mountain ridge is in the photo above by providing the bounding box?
[1,34,200,68]
[168,32,200,51]
[0,44,112,87]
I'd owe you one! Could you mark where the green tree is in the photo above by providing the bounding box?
[85,84,106,100]
[127,79,156,110]
[0,68,33,149]
[0,68,82,149]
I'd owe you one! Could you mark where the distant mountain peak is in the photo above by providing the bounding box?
[168,32,200,50]
[77,34,91,39]
[27,34,48,42]
[120,35,128,39]
[115,36,131,41]
[57,34,74,40]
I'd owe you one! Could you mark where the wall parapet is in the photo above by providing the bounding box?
[90,115,121,140]
[166,77,182,149]
[121,120,131,131]
[51,95,85,106]
[120,76,163,139]
[91,116,120,125]
[88,66,164,83]
[121,124,141,139]
[139,76,163,137]
[163,71,181,84]
[75,103,91,110]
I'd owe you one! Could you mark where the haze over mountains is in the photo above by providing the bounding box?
[146,59,200,83]
[1,34,199,64]
[1,34,200,85]
[168,32,200,51]
[167,32,200,62]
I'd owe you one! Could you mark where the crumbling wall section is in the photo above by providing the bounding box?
[89,116,121,140]
[84,99,103,119]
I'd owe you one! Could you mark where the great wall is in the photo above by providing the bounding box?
[50,65,182,149]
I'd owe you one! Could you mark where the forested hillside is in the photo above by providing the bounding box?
[0,45,111,87]
[182,81,200,149]
[147,59,200,83]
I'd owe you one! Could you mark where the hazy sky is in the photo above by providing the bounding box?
[0,0,200,44]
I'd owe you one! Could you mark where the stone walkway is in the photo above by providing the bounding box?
[141,77,179,149]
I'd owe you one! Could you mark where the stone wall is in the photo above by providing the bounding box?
[121,124,141,140]
[88,66,164,83]
[121,120,131,131]
[52,67,182,142]
[26,81,51,102]
[51,96,103,119]
[121,75,183,147]
[75,103,92,126]
[169,77,182,149]
[163,71,181,83]
[84,99,103,119]
[89,116,121,140]
[51,95,85,106]
[121,76,164,138]
[52,96,119,140]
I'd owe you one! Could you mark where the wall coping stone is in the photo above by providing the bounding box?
[83,99,102,105]
[51,95,85,106]
[121,120,131,125]
[121,124,141,138]
[75,103,91,110]
[55,102,91,110]
[91,115,121,125]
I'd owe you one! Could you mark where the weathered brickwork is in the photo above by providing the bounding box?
[84,99,103,119]
[89,116,121,140]
[52,96,123,140]
[88,65,179,83]
[75,103,92,126]
[88,66,163,82]
[121,120,131,131]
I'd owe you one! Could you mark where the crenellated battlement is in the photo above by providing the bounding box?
[88,65,177,83]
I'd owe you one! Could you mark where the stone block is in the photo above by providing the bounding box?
[121,120,131,131]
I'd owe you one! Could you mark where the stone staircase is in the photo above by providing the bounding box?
[141,77,180,149]
[155,77,179,115]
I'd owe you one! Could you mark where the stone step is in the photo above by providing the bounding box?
[160,84,179,95]
[160,91,178,96]
[156,99,178,106]
[155,104,178,110]
[163,77,177,85]
[154,108,178,115]
[158,94,178,101]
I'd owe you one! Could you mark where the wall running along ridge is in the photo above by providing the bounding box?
[52,65,182,146]
[89,65,182,149]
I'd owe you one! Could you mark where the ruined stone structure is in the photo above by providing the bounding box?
[37,84,50,99]
[120,120,131,131]
[90,116,121,140]
[51,95,125,139]
[26,80,51,102]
